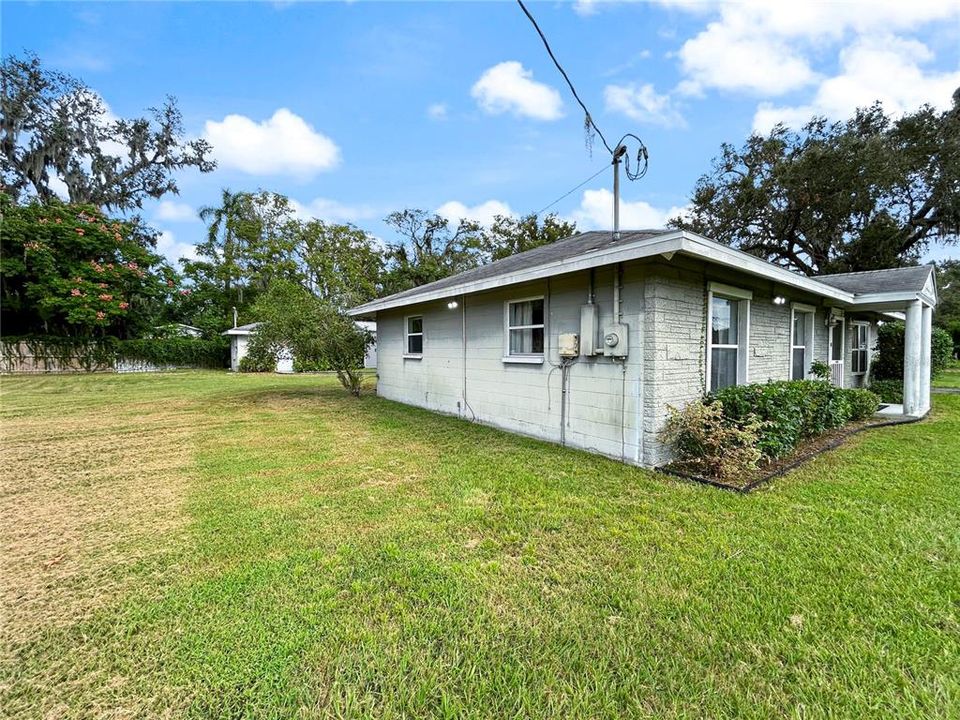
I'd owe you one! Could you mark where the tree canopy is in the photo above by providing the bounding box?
[0,194,179,337]
[672,97,960,275]
[248,279,372,396]
[1,54,215,211]
[481,212,576,261]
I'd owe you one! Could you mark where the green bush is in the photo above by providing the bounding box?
[872,321,953,380]
[869,379,903,404]
[659,400,764,481]
[117,337,228,369]
[238,354,273,373]
[842,388,881,420]
[709,380,852,459]
[293,357,332,373]
[809,359,831,380]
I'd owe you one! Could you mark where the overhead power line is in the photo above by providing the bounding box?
[531,165,608,217]
[516,0,614,157]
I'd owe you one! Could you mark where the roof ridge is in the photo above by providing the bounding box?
[816,264,932,278]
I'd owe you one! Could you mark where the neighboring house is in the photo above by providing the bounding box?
[222,323,293,373]
[355,320,378,369]
[348,229,937,467]
[222,321,379,372]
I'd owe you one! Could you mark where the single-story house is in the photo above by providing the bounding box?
[223,321,378,373]
[355,320,378,369]
[222,323,293,374]
[347,229,937,467]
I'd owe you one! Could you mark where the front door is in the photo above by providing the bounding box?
[829,319,844,387]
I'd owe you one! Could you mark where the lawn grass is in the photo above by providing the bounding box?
[2,371,959,719]
[934,365,960,388]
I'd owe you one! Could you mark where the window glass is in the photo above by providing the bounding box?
[712,297,738,346]
[831,323,843,361]
[406,316,423,355]
[507,299,545,355]
[793,313,805,343]
[711,347,738,390]
[792,347,805,380]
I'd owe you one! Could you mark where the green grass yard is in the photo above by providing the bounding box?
[2,371,958,719]
[934,364,960,388]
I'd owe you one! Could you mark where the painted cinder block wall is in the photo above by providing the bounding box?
[374,258,878,467]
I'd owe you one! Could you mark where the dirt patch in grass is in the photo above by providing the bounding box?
[0,400,207,645]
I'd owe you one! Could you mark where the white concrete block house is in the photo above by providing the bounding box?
[348,230,938,467]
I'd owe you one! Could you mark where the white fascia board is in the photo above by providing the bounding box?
[347,228,932,317]
[847,292,925,309]
[348,232,689,315]
[676,233,855,303]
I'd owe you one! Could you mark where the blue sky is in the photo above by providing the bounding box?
[4,0,959,265]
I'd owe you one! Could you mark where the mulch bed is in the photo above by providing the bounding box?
[657,414,924,494]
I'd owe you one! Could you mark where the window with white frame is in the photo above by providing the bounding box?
[851,322,869,374]
[707,283,751,392]
[791,305,815,381]
[506,297,544,356]
[405,315,423,356]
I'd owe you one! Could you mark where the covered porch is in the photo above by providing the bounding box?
[817,266,939,418]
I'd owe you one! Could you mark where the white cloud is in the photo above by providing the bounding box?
[427,103,448,120]
[471,61,564,121]
[669,0,960,96]
[573,0,598,16]
[289,197,380,223]
[155,230,199,265]
[154,200,197,223]
[604,83,686,128]
[436,199,513,226]
[753,36,960,132]
[203,108,340,177]
[677,25,817,96]
[572,188,688,230]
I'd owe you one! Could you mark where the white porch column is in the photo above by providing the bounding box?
[903,299,923,416]
[919,304,932,414]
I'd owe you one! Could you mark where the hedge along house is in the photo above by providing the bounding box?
[348,230,937,467]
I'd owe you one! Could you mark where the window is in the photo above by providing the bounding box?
[790,304,815,381]
[851,323,869,374]
[707,283,751,392]
[506,297,544,356]
[405,315,423,356]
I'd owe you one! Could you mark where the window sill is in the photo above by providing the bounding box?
[402,354,423,360]
[501,356,544,365]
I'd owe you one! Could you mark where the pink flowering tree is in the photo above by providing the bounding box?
[0,193,180,337]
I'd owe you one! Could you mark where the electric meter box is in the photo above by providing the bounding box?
[558,333,580,358]
[580,303,599,355]
[602,323,629,358]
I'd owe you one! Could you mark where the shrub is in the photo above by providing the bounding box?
[117,337,228,369]
[869,379,903,404]
[709,380,853,459]
[238,354,273,373]
[809,359,831,380]
[293,357,332,372]
[659,400,764,481]
[873,321,953,380]
[842,388,881,421]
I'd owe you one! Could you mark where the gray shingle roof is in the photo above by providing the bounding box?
[814,265,934,295]
[373,230,670,305]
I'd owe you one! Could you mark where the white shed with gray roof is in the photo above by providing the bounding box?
[349,229,937,467]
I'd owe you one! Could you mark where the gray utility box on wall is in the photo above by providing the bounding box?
[580,303,599,356]
[602,323,629,358]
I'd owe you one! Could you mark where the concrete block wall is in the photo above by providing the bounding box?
[374,258,843,468]
[375,265,646,465]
